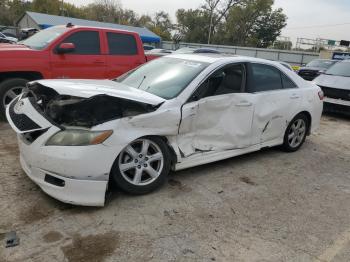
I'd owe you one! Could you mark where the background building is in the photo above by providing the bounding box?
[17,11,161,45]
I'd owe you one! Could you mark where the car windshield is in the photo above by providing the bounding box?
[19,27,67,50]
[306,60,336,69]
[115,57,209,99]
[325,61,350,77]
[0,32,5,38]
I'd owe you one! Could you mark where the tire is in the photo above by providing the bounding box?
[111,136,171,195]
[0,78,28,121]
[282,113,309,152]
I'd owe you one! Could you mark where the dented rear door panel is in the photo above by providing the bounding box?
[251,89,302,145]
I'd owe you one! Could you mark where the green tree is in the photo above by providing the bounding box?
[0,0,31,26]
[149,11,173,40]
[175,8,212,43]
[251,7,287,48]
[222,0,286,47]
[30,0,61,15]
[82,0,121,23]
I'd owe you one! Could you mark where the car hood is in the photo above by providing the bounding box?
[0,43,32,50]
[314,74,350,90]
[33,79,166,106]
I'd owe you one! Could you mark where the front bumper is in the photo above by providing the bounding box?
[20,154,108,206]
[324,97,350,115]
[16,130,120,206]
[6,97,124,206]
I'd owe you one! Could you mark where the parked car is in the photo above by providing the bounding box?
[0,32,17,43]
[6,54,323,206]
[174,47,221,54]
[298,59,338,81]
[313,59,350,115]
[278,61,294,71]
[145,48,173,61]
[0,24,153,120]
[19,28,39,40]
[146,47,221,61]
[143,45,155,51]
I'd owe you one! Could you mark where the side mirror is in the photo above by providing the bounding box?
[56,42,75,54]
[191,93,199,102]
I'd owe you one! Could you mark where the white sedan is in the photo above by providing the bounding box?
[6,54,323,206]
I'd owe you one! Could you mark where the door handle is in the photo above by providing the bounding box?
[93,60,105,64]
[235,101,252,107]
[290,94,300,99]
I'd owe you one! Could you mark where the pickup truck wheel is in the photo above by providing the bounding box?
[0,78,28,121]
[111,137,171,195]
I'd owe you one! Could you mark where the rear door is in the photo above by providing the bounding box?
[50,30,107,79]
[104,31,146,78]
[247,63,302,145]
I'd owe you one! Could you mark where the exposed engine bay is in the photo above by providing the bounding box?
[25,83,159,127]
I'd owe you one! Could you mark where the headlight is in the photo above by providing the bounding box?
[46,129,113,146]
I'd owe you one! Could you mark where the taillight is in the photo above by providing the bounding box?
[318,90,324,100]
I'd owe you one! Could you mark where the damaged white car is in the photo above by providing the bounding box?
[6,54,323,206]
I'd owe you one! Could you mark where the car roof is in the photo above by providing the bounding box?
[52,25,139,36]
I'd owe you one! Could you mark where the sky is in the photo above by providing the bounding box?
[65,0,350,43]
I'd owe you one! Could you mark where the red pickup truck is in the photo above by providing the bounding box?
[0,24,152,119]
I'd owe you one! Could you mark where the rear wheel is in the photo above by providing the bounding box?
[282,114,309,152]
[0,78,28,121]
[111,137,171,195]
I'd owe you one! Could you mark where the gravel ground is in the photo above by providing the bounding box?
[0,114,349,262]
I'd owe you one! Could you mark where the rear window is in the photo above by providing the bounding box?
[249,63,283,92]
[107,32,138,55]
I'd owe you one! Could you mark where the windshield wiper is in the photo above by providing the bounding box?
[16,42,30,48]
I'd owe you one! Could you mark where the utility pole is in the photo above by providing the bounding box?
[208,11,213,44]
[60,0,65,16]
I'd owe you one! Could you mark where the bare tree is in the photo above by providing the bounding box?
[203,0,241,44]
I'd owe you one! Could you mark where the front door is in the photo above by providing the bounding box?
[177,63,254,157]
[50,30,107,79]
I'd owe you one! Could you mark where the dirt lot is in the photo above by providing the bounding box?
[0,115,349,262]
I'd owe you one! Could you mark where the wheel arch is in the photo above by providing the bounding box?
[297,111,312,135]
[133,135,178,168]
[0,71,44,83]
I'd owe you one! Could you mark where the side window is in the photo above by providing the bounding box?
[192,64,245,101]
[107,32,138,55]
[61,31,100,55]
[281,73,297,89]
[249,63,283,92]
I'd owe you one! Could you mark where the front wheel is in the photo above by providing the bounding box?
[111,137,171,195]
[0,78,28,121]
[282,114,309,152]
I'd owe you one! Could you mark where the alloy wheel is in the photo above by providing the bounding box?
[287,118,306,148]
[118,138,164,186]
